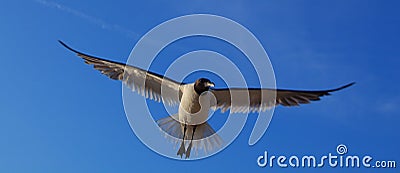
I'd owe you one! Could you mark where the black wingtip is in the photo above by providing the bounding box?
[58,40,80,54]
[330,82,355,92]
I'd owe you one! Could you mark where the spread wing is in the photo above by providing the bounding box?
[210,83,354,113]
[59,40,182,106]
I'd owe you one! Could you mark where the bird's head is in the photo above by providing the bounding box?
[194,78,215,95]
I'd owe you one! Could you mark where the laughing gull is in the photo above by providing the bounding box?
[59,40,354,158]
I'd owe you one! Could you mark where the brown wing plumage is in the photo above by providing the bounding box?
[59,40,183,106]
[211,83,354,113]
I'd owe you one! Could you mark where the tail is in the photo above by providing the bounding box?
[156,114,223,155]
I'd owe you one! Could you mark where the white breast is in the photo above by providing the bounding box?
[178,84,213,125]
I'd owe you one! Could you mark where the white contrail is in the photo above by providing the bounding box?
[34,0,139,38]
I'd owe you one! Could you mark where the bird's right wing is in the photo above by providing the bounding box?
[59,41,182,106]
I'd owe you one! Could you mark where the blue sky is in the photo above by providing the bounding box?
[1,0,399,172]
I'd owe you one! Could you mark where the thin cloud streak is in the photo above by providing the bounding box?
[34,0,139,38]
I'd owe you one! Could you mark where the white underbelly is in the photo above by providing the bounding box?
[178,85,212,125]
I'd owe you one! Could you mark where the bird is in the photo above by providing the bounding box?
[59,40,354,159]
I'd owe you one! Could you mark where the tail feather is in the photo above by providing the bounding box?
[156,114,223,155]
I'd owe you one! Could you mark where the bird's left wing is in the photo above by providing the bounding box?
[59,41,182,106]
[210,83,354,113]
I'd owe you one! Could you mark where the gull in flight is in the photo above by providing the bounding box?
[59,40,354,158]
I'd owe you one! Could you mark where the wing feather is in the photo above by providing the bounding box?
[59,40,182,105]
[211,83,354,113]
